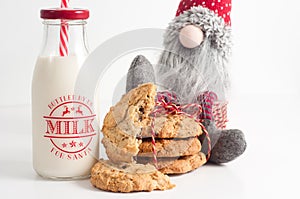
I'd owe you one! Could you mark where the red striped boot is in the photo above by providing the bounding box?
[198,91,247,164]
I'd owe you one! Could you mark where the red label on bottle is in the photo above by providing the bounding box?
[43,95,97,160]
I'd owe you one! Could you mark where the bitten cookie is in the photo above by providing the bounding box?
[138,137,201,157]
[102,83,156,162]
[91,159,175,192]
[140,114,203,139]
[137,152,207,174]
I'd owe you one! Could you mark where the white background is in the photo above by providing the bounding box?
[0,0,299,105]
[0,0,300,199]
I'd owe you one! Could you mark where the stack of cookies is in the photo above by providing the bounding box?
[100,83,207,174]
[91,83,176,192]
[91,83,208,192]
[137,114,206,174]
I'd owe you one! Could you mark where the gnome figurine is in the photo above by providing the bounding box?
[157,0,246,164]
[126,0,246,164]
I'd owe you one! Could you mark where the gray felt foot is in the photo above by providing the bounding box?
[209,129,247,164]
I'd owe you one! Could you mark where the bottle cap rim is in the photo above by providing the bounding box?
[40,8,89,20]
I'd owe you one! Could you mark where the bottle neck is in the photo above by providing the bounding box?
[40,20,89,58]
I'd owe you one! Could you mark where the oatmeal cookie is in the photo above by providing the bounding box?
[91,159,175,192]
[137,152,207,174]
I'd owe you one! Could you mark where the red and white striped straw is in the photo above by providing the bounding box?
[59,0,70,56]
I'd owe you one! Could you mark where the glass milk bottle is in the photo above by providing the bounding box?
[32,8,99,180]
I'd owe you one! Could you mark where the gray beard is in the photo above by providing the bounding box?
[156,37,230,104]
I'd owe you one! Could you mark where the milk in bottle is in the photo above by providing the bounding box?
[32,8,98,180]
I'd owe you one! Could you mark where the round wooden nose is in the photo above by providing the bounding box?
[179,25,204,49]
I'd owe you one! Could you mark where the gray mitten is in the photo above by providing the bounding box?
[126,55,155,93]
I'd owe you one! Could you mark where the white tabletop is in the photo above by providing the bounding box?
[0,102,298,199]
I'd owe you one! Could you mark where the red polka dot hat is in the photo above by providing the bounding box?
[176,0,232,25]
